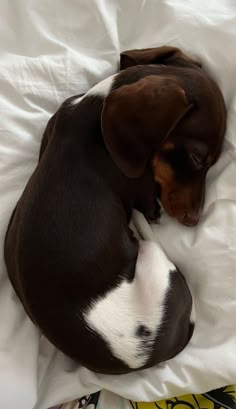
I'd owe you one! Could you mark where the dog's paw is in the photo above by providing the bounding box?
[145,200,161,224]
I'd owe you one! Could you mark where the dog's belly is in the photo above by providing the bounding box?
[84,240,173,369]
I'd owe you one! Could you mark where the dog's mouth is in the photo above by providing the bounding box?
[168,204,200,227]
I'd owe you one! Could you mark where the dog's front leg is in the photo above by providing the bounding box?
[135,170,161,223]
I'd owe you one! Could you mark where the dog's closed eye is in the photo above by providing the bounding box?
[187,141,209,170]
[190,150,207,169]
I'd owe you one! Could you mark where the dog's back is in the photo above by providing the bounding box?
[4,91,156,373]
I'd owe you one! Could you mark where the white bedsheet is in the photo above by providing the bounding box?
[0,1,236,408]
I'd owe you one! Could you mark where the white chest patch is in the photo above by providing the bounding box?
[84,240,174,369]
[71,74,116,105]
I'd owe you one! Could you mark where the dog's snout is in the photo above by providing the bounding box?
[181,212,200,226]
[182,180,206,227]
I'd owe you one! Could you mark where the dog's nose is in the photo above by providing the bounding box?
[181,212,200,227]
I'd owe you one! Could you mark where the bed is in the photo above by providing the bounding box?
[0,1,236,409]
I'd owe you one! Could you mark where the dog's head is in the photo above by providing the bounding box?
[102,46,226,226]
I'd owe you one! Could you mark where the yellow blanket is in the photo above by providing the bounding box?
[130,386,236,409]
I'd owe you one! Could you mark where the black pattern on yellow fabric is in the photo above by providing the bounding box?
[129,385,236,409]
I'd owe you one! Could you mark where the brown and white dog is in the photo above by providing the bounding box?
[4,46,226,374]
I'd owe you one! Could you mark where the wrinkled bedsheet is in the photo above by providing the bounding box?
[0,1,236,409]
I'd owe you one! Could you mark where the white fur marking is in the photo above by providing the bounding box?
[84,241,173,369]
[70,95,84,105]
[71,74,116,105]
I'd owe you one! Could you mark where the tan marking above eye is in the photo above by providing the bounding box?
[163,142,175,151]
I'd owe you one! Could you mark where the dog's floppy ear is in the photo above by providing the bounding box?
[102,75,192,178]
[120,46,201,70]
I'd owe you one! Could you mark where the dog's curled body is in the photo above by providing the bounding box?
[4,44,226,374]
[5,75,193,374]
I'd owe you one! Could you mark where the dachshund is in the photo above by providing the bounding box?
[4,46,226,374]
